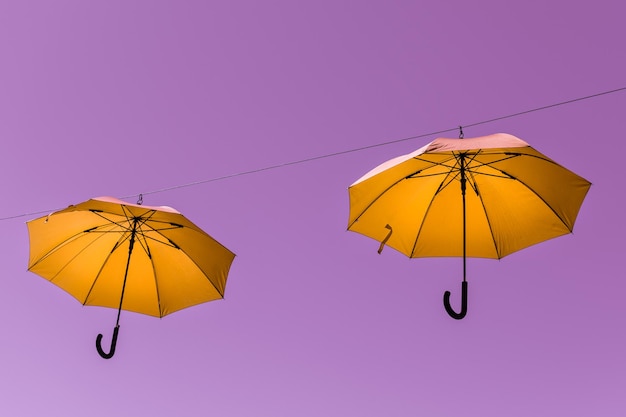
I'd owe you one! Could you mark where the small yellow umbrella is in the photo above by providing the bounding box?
[348,133,590,319]
[27,196,235,358]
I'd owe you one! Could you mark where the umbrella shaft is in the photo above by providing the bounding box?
[115,219,138,327]
[460,154,467,283]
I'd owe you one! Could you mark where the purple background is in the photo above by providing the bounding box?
[1,1,624,416]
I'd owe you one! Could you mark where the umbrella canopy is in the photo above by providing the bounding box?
[348,133,591,318]
[27,196,235,358]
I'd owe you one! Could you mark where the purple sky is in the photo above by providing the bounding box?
[1,1,625,416]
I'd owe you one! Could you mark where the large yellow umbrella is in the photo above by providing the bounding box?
[348,133,590,319]
[27,196,235,358]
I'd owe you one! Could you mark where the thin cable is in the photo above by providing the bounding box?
[122,125,459,200]
[463,86,626,128]
[3,86,625,221]
[1,208,65,221]
[127,86,626,199]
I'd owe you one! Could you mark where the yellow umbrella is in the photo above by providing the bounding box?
[348,132,590,319]
[27,196,235,358]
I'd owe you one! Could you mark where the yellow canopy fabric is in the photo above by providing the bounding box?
[27,196,235,318]
[348,133,591,259]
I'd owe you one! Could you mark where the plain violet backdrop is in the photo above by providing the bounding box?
[1,1,624,416]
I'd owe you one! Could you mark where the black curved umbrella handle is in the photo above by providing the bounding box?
[443,281,468,320]
[96,325,120,359]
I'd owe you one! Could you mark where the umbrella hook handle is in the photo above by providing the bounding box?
[96,325,120,359]
[443,281,468,320]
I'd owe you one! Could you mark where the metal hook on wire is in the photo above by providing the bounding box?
[137,194,143,205]
[459,126,464,139]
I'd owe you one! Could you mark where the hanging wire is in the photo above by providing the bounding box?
[2,85,625,222]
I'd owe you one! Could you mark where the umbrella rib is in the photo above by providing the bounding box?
[28,222,119,270]
[408,156,463,257]
[481,164,574,232]
[118,207,180,254]
[131,212,158,258]
[408,185,442,258]
[510,174,574,232]
[430,151,470,195]
[139,221,184,249]
[121,210,167,316]
[161,226,225,298]
[186,250,225,298]
[465,170,514,180]
[408,151,473,257]
[39,230,115,284]
[468,152,508,259]
[466,153,520,169]
[117,221,166,317]
[137,217,188,228]
[411,155,458,172]
[406,171,455,179]
[134,232,164,317]
[470,149,574,174]
[348,176,411,229]
[466,170,502,259]
[499,150,561,165]
[82,207,137,305]
[433,170,461,195]
[150,252,164,318]
[464,150,574,256]
[137,222,226,299]
[89,210,133,232]
[82,230,133,305]
[350,156,457,228]
[135,229,152,259]
[462,152,483,195]
[410,154,469,195]
[171,227,224,297]
[138,232,181,249]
